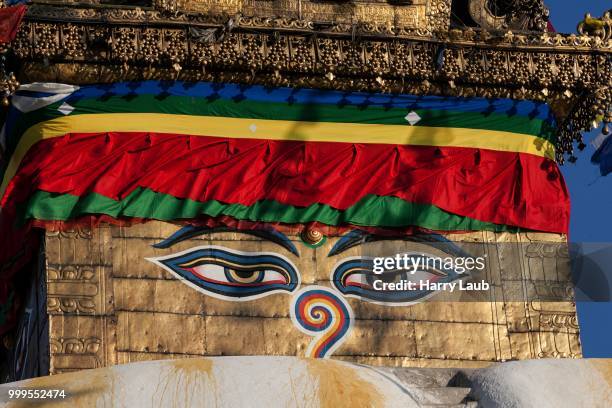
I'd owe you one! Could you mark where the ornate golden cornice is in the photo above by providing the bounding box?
[27,1,448,33]
[578,10,611,43]
[5,4,612,162]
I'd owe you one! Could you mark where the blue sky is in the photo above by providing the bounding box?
[546,0,611,357]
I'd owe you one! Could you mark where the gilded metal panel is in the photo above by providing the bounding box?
[116,311,206,355]
[340,320,417,358]
[114,277,208,315]
[204,315,269,356]
[414,321,499,361]
[181,1,431,28]
[47,265,114,316]
[45,227,112,267]
[48,315,117,374]
[45,221,582,370]
[184,0,242,14]
[410,301,497,324]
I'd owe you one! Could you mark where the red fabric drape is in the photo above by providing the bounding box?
[0,5,26,44]
[3,132,570,234]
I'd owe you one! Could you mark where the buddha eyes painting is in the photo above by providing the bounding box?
[148,246,300,301]
[146,225,477,358]
[0,0,597,399]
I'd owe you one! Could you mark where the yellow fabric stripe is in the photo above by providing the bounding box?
[1,113,556,197]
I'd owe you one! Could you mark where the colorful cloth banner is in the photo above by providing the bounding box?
[0,80,569,332]
[0,5,26,44]
[0,81,568,232]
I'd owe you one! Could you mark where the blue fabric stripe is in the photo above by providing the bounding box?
[67,80,555,124]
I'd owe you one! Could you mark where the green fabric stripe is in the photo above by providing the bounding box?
[70,96,556,137]
[5,95,556,155]
[22,188,518,233]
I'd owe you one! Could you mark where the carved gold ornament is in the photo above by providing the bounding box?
[301,228,325,246]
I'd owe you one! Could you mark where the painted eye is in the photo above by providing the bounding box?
[187,263,288,286]
[331,254,466,305]
[147,246,299,301]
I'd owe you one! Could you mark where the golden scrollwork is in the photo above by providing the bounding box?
[45,227,93,239]
[50,337,101,355]
[578,11,611,42]
[47,265,98,314]
[49,337,103,373]
[468,0,550,32]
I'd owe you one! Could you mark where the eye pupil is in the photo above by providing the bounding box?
[232,269,256,279]
[224,268,264,284]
